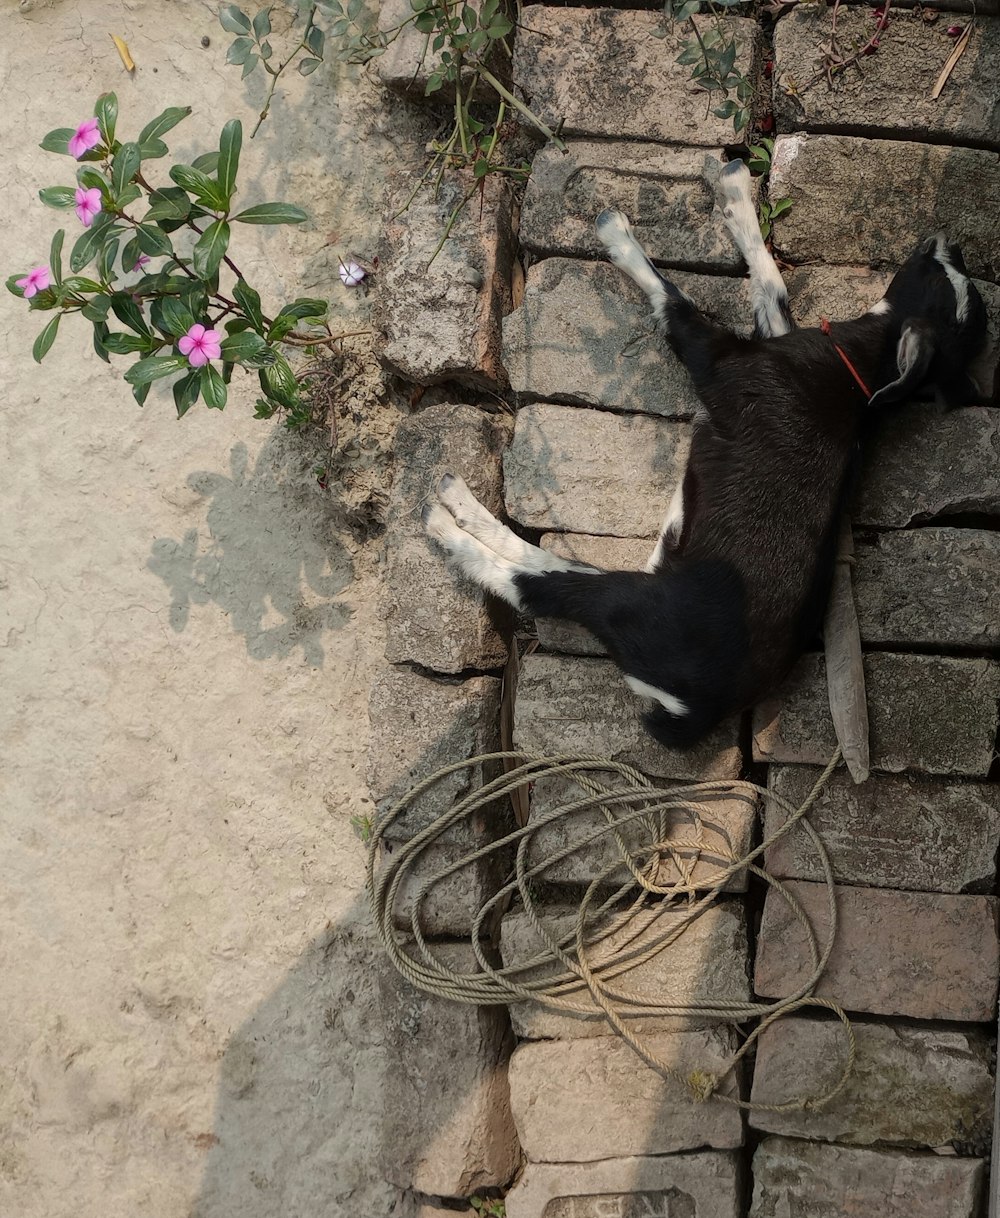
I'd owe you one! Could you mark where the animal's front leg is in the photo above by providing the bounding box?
[422,500,527,609]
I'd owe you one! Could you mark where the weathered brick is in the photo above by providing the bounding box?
[750,1137,985,1218]
[383,402,511,672]
[389,839,509,937]
[503,403,688,537]
[775,10,1000,150]
[754,880,1000,1020]
[528,771,757,893]
[374,173,514,387]
[752,651,1000,777]
[500,901,751,1039]
[375,0,505,98]
[854,527,1000,649]
[505,1152,743,1218]
[378,945,519,1194]
[513,9,759,146]
[366,668,504,844]
[537,534,651,655]
[503,259,752,415]
[765,765,1000,894]
[508,1030,744,1161]
[515,652,742,781]
[749,1016,995,1152]
[519,144,744,266]
[855,405,1000,528]
[768,135,1000,281]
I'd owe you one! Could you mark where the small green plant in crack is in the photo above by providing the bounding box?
[469,1197,505,1218]
[660,0,754,136]
[350,813,374,843]
[221,2,561,256]
[744,137,794,241]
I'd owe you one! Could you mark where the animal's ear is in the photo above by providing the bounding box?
[868,320,935,407]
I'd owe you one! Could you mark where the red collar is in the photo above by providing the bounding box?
[820,317,872,399]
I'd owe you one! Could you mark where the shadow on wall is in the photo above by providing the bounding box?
[148,435,354,668]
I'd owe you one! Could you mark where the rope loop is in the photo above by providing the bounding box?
[368,746,852,1115]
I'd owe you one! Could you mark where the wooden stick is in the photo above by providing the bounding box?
[824,515,870,783]
[931,22,973,101]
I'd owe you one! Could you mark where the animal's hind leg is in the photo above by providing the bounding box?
[595,209,694,322]
[715,160,793,339]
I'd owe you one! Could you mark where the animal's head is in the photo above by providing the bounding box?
[870,234,988,408]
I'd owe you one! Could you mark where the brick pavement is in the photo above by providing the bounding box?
[369,3,1000,1214]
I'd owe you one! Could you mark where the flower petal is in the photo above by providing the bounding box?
[202,343,222,361]
[178,336,195,355]
[201,330,221,345]
[188,347,209,367]
[187,323,206,341]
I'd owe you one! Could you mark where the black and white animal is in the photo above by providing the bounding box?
[422,160,989,748]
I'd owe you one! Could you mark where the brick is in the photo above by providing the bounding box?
[754,880,1000,1021]
[389,839,509,937]
[378,945,519,1194]
[854,527,1000,649]
[383,403,511,672]
[505,1152,743,1218]
[500,901,751,1039]
[375,0,504,99]
[515,652,742,781]
[855,405,1000,528]
[750,1137,985,1218]
[537,534,651,655]
[508,1030,744,1161]
[374,173,514,387]
[775,10,1000,150]
[750,1016,995,1152]
[503,403,688,537]
[519,144,745,267]
[366,668,504,844]
[528,771,757,892]
[765,765,1000,894]
[752,651,1000,777]
[503,259,753,415]
[512,9,759,146]
[768,135,1000,281]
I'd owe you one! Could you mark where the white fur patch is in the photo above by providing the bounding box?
[716,161,791,339]
[868,299,892,317]
[624,674,689,718]
[595,208,690,320]
[932,234,970,323]
[645,480,685,572]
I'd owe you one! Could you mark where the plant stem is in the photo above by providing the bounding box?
[251,6,318,138]
[283,327,374,347]
[477,66,567,151]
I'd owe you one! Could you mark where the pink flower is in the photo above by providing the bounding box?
[74,187,102,227]
[69,117,101,159]
[947,24,964,35]
[178,323,222,368]
[15,265,52,299]
[130,253,151,272]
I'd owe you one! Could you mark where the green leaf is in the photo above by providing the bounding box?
[347,0,363,17]
[713,100,738,119]
[769,197,793,219]
[32,314,61,363]
[260,354,299,406]
[39,186,77,209]
[191,152,221,175]
[92,320,111,362]
[112,142,141,196]
[103,331,150,355]
[50,229,65,285]
[260,40,273,60]
[169,164,228,210]
[76,167,110,193]
[306,24,325,55]
[242,54,260,78]
[487,16,514,38]
[219,4,252,33]
[40,128,76,155]
[227,35,255,64]
[200,362,228,410]
[145,187,192,224]
[220,330,272,366]
[138,138,169,160]
[138,106,192,145]
[69,216,115,273]
[81,295,112,323]
[233,278,265,330]
[110,291,151,336]
[173,370,201,417]
[121,235,142,273]
[231,202,308,224]
[218,119,242,202]
[276,297,328,323]
[132,380,152,406]
[719,43,737,78]
[298,57,322,75]
[253,5,272,37]
[61,275,104,294]
[154,295,198,338]
[95,93,117,146]
[124,354,189,386]
[137,224,174,257]
[192,220,231,278]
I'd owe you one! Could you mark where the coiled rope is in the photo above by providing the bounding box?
[368,746,854,1113]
